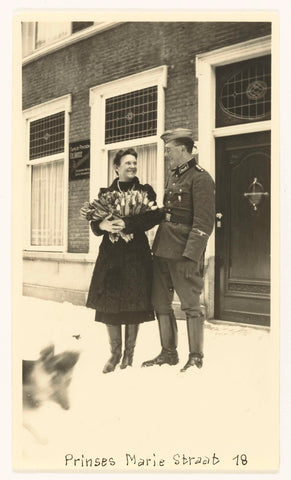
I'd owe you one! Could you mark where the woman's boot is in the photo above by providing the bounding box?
[120,324,139,369]
[103,324,122,373]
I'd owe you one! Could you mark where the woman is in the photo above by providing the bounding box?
[86,148,163,373]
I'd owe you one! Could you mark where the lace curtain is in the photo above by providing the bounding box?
[108,143,157,192]
[31,160,64,246]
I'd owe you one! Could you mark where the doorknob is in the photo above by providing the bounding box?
[216,212,223,228]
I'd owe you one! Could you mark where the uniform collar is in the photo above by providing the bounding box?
[171,157,197,176]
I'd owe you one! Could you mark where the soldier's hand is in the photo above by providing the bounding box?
[180,256,198,280]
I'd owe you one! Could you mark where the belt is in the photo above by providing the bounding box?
[164,212,192,225]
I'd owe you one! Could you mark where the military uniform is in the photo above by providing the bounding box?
[142,128,215,371]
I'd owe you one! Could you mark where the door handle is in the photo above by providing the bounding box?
[216,212,223,228]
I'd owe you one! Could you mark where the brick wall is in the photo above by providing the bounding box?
[23,21,271,253]
[68,179,90,252]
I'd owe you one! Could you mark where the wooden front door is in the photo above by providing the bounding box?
[215,131,271,326]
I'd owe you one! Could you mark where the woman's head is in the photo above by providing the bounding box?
[113,148,138,181]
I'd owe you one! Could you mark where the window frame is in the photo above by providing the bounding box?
[34,21,72,50]
[22,21,121,63]
[23,94,71,252]
[89,66,167,253]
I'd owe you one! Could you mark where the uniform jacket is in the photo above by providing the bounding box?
[152,157,215,262]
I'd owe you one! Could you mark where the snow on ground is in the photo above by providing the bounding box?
[15,295,277,472]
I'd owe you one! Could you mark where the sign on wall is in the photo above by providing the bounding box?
[69,140,90,180]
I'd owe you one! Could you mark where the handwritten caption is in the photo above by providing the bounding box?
[64,452,248,469]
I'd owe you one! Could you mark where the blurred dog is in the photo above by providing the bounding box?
[22,344,80,444]
[23,344,80,410]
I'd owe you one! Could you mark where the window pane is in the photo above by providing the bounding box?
[216,55,271,127]
[31,160,64,246]
[22,22,35,57]
[108,143,157,192]
[29,111,65,160]
[72,22,94,34]
[105,86,158,144]
[35,22,71,49]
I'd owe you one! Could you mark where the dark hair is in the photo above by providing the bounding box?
[173,137,194,154]
[113,148,138,168]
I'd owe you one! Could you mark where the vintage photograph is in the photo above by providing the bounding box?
[12,10,280,472]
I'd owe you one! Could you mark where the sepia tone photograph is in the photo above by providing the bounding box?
[11,8,281,474]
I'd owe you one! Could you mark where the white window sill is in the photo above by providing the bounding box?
[23,250,96,263]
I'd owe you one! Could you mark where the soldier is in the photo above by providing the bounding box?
[142,128,215,372]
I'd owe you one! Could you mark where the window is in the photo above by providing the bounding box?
[35,22,71,49]
[29,111,65,159]
[30,160,64,246]
[105,86,158,144]
[22,21,104,58]
[105,85,159,192]
[23,95,71,251]
[104,83,161,201]
[216,55,271,127]
[72,22,95,34]
[89,66,167,252]
[21,22,71,57]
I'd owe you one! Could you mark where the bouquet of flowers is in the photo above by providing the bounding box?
[80,190,158,243]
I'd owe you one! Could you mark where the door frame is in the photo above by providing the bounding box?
[195,34,272,319]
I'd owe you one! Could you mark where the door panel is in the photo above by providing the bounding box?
[215,131,270,325]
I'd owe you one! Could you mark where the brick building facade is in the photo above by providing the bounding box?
[21,20,272,325]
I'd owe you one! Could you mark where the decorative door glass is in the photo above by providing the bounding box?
[216,55,271,127]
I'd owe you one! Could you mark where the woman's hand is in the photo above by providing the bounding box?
[99,215,125,233]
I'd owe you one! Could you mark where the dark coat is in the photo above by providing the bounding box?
[86,177,163,324]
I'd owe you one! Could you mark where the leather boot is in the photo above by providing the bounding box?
[103,324,122,374]
[180,352,204,371]
[180,313,204,372]
[120,324,139,369]
[141,312,179,367]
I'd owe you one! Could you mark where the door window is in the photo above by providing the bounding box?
[216,55,271,127]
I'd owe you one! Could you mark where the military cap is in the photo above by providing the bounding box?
[160,128,194,143]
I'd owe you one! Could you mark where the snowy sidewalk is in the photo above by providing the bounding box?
[14,295,277,472]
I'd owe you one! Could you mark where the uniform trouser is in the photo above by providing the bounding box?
[151,255,205,355]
